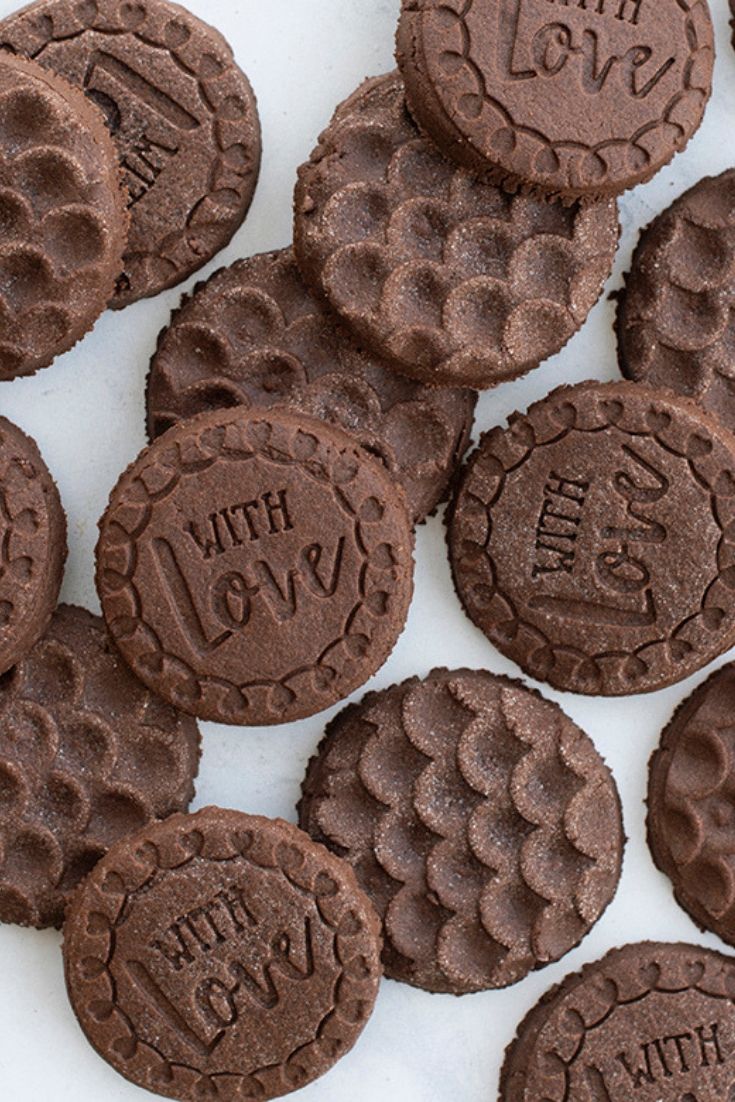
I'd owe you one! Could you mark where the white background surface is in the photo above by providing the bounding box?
[0,1,734,1099]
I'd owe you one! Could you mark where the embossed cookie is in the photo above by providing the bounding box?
[64,807,382,1102]
[0,417,66,674]
[618,170,735,434]
[299,668,623,994]
[96,407,414,726]
[146,247,477,525]
[0,604,200,929]
[294,72,619,390]
[0,0,261,307]
[648,662,735,948]
[396,0,714,201]
[500,942,735,1101]
[0,52,127,379]
[448,380,735,696]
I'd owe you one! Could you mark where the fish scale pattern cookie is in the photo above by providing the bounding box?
[294,72,619,390]
[0,0,261,307]
[299,669,623,994]
[618,170,735,435]
[0,604,200,929]
[0,52,127,379]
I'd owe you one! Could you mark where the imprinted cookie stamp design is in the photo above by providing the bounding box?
[96,407,414,726]
[448,380,735,696]
[146,247,477,525]
[294,72,619,390]
[63,808,382,1102]
[0,0,261,307]
[500,942,735,1101]
[397,0,714,200]
[0,604,200,929]
[299,668,623,994]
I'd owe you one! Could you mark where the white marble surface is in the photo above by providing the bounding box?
[1,1,735,1098]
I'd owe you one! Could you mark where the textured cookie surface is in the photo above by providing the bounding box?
[0,0,261,307]
[648,662,735,948]
[618,170,735,434]
[397,0,714,200]
[299,668,623,994]
[448,380,735,696]
[294,72,618,389]
[146,247,477,525]
[96,407,414,726]
[0,417,66,675]
[0,604,200,929]
[64,808,382,1102]
[0,52,127,378]
[500,942,735,1101]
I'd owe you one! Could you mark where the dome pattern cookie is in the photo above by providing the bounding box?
[299,668,623,994]
[294,72,619,390]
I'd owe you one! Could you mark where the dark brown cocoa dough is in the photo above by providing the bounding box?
[96,406,414,726]
[146,247,477,525]
[0,0,261,307]
[0,51,127,378]
[294,72,619,390]
[0,604,200,929]
[299,668,623,995]
[448,380,735,696]
[396,0,714,201]
[63,807,382,1102]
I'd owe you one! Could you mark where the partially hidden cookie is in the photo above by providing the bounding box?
[500,942,735,1101]
[396,0,714,201]
[0,604,200,929]
[146,247,477,525]
[294,72,619,390]
[448,380,735,696]
[618,170,735,434]
[299,668,623,994]
[648,661,735,948]
[0,417,66,674]
[0,0,261,307]
[96,407,414,726]
[63,808,382,1102]
[0,52,127,379]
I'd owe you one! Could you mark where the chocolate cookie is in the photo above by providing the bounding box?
[0,52,127,379]
[0,604,200,929]
[96,407,414,726]
[648,662,735,948]
[448,380,735,696]
[0,0,261,307]
[63,807,382,1102]
[500,942,735,1101]
[146,247,477,525]
[0,417,66,675]
[618,170,735,434]
[299,668,623,994]
[294,72,619,390]
[396,0,714,201]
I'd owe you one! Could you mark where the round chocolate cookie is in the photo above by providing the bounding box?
[96,407,414,726]
[648,662,735,948]
[294,72,619,390]
[0,0,261,308]
[146,247,477,525]
[618,170,735,434]
[0,52,127,379]
[396,0,714,201]
[299,668,623,994]
[0,604,200,929]
[448,380,735,696]
[63,807,382,1102]
[0,417,66,675]
[500,942,735,1101]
